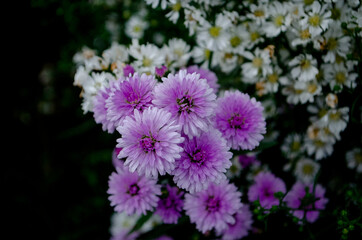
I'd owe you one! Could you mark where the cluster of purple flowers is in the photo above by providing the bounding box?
[90,64,329,239]
[99,65,267,238]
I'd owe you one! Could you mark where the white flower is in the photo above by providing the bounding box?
[289,54,319,82]
[125,15,149,39]
[226,155,242,179]
[346,148,362,173]
[145,0,176,9]
[241,48,272,83]
[213,50,238,73]
[324,62,358,90]
[163,38,191,69]
[295,80,322,104]
[307,96,329,122]
[288,21,314,47]
[73,46,97,66]
[227,24,249,54]
[263,1,292,37]
[294,158,320,183]
[321,107,349,135]
[246,3,269,25]
[303,134,334,160]
[166,1,185,23]
[74,66,91,87]
[281,133,304,159]
[263,66,287,94]
[191,44,214,68]
[245,23,265,49]
[314,24,351,63]
[128,40,164,74]
[82,72,116,113]
[197,13,232,51]
[109,212,138,238]
[183,4,206,36]
[102,42,129,64]
[300,1,331,37]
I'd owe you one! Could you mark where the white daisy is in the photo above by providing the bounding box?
[191,44,213,68]
[320,107,349,135]
[325,93,338,108]
[307,96,329,122]
[245,22,265,49]
[125,15,149,39]
[213,51,238,74]
[102,42,129,64]
[288,21,315,47]
[263,66,287,94]
[241,48,272,83]
[227,24,249,54]
[164,38,191,69]
[303,135,334,160]
[324,62,358,90]
[145,0,176,9]
[300,1,331,37]
[196,13,232,51]
[128,41,164,74]
[183,4,206,36]
[166,0,186,23]
[346,148,362,173]
[281,133,304,160]
[73,46,97,66]
[294,80,322,104]
[263,1,292,37]
[294,158,320,183]
[314,24,351,63]
[246,3,269,25]
[289,54,319,82]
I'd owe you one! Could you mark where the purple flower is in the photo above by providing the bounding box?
[247,172,286,209]
[285,182,328,223]
[216,204,253,240]
[153,70,217,138]
[172,128,232,193]
[112,147,124,169]
[93,83,116,133]
[155,65,168,77]
[106,73,156,128]
[123,64,135,77]
[214,90,266,150]
[186,65,220,94]
[238,153,257,169]
[107,165,161,215]
[156,185,184,224]
[184,181,242,234]
[116,107,184,178]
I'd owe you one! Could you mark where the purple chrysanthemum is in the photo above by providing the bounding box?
[123,64,135,77]
[285,182,328,223]
[186,65,220,94]
[152,70,217,138]
[107,165,161,215]
[172,128,232,193]
[155,185,184,224]
[116,107,184,178]
[106,73,156,127]
[214,90,266,150]
[184,181,242,234]
[93,82,117,133]
[248,172,286,209]
[216,204,253,240]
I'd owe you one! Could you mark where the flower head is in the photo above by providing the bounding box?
[172,128,232,193]
[216,204,253,240]
[285,182,328,223]
[214,90,266,150]
[117,107,184,178]
[186,65,220,94]
[184,181,242,234]
[93,82,116,133]
[248,172,286,209]
[108,165,161,215]
[156,185,184,224]
[106,73,156,128]
[153,70,217,138]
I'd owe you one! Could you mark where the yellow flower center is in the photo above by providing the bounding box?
[331,7,341,20]
[133,25,141,33]
[291,141,301,151]
[254,10,265,17]
[309,15,321,27]
[250,31,260,42]
[224,53,234,59]
[172,2,181,11]
[307,83,318,93]
[142,57,152,67]
[300,28,311,40]
[274,15,284,27]
[302,164,314,175]
[230,36,241,47]
[335,72,346,84]
[304,0,314,5]
[295,89,304,94]
[209,26,221,38]
[318,108,328,118]
[204,49,211,59]
[327,38,338,50]
[314,140,325,147]
[300,59,311,70]
[329,111,341,121]
[267,73,279,83]
[252,57,263,68]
